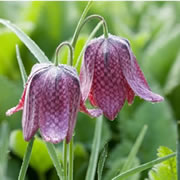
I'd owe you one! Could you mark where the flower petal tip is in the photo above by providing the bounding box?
[6,107,17,116]
[42,135,65,144]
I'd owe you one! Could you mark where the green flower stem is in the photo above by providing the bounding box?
[18,138,34,180]
[63,140,68,180]
[46,142,63,180]
[75,21,103,68]
[177,121,180,180]
[120,125,148,173]
[85,115,103,180]
[112,152,176,180]
[71,0,93,48]
[72,14,108,49]
[55,41,74,66]
[68,137,74,180]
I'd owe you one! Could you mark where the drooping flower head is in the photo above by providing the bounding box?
[80,34,164,120]
[6,63,81,143]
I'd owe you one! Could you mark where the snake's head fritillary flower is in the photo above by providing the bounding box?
[80,34,164,120]
[6,63,81,143]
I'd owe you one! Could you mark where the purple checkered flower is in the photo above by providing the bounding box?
[80,34,164,120]
[6,63,81,143]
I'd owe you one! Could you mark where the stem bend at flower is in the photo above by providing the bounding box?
[55,42,74,66]
[71,14,109,48]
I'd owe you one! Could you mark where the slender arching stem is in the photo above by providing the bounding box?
[55,42,74,66]
[71,0,93,48]
[71,14,109,48]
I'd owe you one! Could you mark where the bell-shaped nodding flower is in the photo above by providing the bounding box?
[6,63,81,144]
[80,34,164,120]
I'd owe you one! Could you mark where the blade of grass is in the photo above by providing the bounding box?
[18,138,34,180]
[46,142,63,180]
[97,144,108,180]
[120,125,148,173]
[112,152,176,180]
[16,45,27,84]
[85,115,103,180]
[71,0,93,48]
[0,18,50,63]
[0,122,9,180]
[15,45,35,180]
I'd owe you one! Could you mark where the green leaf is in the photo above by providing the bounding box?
[112,152,176,180]
[97,144,108,180]
[164,52,180,94]
[9,130,55,173]
[119,100,177,163]
[0,22,34,79]
[85,116,103,180]
[105,157,140,180]
[142,24,180,85]
[0,122,9,179]
[16,45,27,85]
[147,146,177,180]
[0,18,50,63]
[0,75,22,129]
[120,125,148,173]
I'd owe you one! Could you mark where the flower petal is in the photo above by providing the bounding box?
[111,37,164,102]
[64,71,81,143]
[80,37,104,102]
[92,39,127,120]
[6,63,51,116]
[39,67,69,144]
[22,70,46,141]
[80,99,103,118]
[125,82,135,105]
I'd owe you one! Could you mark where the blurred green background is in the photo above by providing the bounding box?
[0,1,179,180]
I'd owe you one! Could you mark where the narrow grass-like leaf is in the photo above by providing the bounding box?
[0,18,50,63]
[97,144,108,180]
[18,138,34,180]
[46,142,63,180]
[0,122,9,180]
[71,0,93,48]
[16,44,35,180]
[112,153,176,180]
[16,45,27,84]
[120,125,148,173]
[85,116,103,180]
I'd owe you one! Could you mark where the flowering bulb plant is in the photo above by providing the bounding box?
[1,1,178,180]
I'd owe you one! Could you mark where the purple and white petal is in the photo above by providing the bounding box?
[64,71,81,143]
[39,67,70,144]
[88,39,126,120]
[22,70,46,141]
[80,37,104,102]
[113,37,164,102]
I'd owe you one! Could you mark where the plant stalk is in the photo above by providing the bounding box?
[18,138,34,180]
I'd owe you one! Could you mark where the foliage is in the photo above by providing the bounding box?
[147,146,177,180]
[0,1,179,180]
